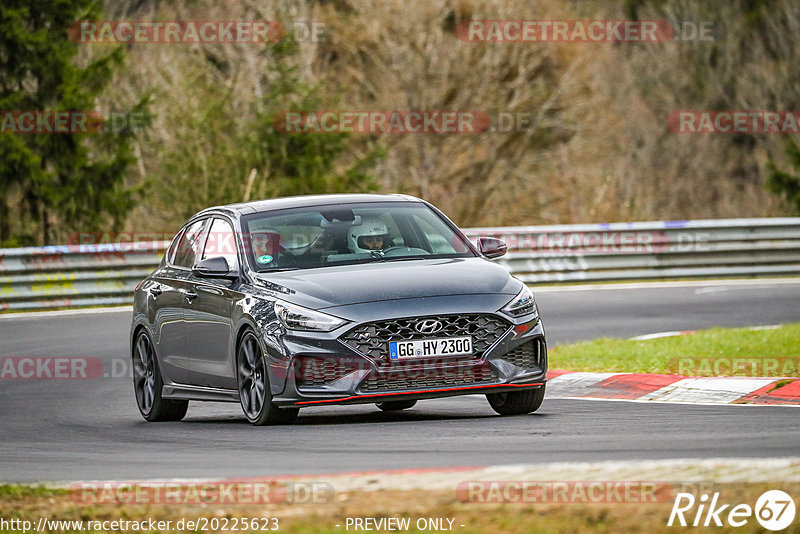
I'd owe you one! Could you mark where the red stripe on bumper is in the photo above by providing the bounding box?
[294,382,544,405]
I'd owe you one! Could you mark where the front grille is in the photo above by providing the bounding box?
[340,314,511,365]
[359,361,497,392]
[501,339,547,369]
[294,356,359,388]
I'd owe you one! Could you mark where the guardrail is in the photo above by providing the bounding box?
[0,242,168,311]
[1,218,799,311]
[464,218,800,284]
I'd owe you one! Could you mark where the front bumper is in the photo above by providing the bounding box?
[286,382,546,407]
[264,306,547,407]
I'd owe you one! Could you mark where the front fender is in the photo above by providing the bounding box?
[231,293,290,396]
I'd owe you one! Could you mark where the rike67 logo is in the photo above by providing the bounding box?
[668,489,796,530]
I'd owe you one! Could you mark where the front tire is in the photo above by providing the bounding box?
[486,385,545,415]
[132,330,188,422]
[376,400,417,411]
[237,331,299,425]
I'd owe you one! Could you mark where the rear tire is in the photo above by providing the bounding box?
[237,331,299,426]
[376,400,417,411]
[486,385,545,415]
[132,330,188,422]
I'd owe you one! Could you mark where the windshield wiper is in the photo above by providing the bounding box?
[260,267,299,272]
[373,256,429,263]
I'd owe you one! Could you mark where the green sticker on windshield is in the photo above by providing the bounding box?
[256,255,273,264]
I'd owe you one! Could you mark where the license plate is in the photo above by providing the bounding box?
[388,336,473,359]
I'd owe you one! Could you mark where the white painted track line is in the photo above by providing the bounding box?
[0,306,132,320]
[533,277,800,292]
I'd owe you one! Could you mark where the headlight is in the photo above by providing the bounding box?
[500,285,538,318]
[274,300,348,332]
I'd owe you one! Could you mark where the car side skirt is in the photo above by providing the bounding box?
[162,383,239,402]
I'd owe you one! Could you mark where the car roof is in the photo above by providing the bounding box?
[196,193,423,217]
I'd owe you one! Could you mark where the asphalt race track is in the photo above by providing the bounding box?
[1,279,799,483]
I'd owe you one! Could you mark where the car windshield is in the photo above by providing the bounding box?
[241,202,476,271]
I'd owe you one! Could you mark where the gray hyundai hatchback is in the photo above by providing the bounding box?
[131,194,547,425]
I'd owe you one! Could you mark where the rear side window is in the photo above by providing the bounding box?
[173,219,210,268]
[165,229,184,265]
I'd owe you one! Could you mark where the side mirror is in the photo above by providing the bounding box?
[477,237,507,259]
[192,256,239,280]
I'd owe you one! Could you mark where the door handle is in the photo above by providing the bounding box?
[185,290,198,302]
[149,285,162,297]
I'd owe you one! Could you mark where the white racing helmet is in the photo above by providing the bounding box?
[348,217,389,253]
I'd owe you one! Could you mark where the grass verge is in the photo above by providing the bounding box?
[549,323,800,375]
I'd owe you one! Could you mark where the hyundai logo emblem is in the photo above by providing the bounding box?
[414,319,443,334]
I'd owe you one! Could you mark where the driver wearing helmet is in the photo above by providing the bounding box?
[348,217,390,253]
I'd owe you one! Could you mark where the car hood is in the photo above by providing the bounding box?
[253,257,520,310]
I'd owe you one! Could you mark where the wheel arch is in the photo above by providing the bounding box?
[234,321,258,351]
[130,321,152,357]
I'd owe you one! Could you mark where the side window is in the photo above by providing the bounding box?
[173,219,210,269]
[202,218,239,270]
